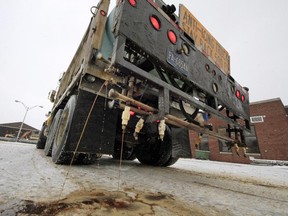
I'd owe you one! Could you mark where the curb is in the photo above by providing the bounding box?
[250,158,288,166]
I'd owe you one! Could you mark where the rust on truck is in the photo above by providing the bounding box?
[179,4,230,75]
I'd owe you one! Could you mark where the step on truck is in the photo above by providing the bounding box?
[37,0,251,166]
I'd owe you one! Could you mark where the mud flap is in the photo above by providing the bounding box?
[66,90,118,155]
[171,128,192,158]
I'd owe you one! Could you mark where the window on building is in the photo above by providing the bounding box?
[244,125,260,153]
[250,115,264,123]
[199,135,209,151]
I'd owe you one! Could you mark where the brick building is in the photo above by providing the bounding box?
[190,98,288,163]
[249,98,288,160]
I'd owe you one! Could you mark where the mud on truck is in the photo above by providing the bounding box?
[37,0,251,166]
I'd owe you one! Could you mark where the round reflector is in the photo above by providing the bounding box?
[128,0,137,7]
[168,30,177,44]
[100,10,107,16]
[212,83,218,93]
[236,90,241,98]
[182,43,190,55]
[150,15,161,30]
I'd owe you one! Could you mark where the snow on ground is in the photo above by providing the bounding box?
[172,158,288,187]
[1,141,288,216]
[0,141,79,202]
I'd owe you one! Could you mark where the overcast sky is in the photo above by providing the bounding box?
[1,0,288,129]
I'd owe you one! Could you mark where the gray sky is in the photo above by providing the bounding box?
[1,0,288,129]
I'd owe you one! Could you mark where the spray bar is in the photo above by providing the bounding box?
[109,89,237,144]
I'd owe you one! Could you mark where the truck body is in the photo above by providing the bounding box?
[37,0,251,166]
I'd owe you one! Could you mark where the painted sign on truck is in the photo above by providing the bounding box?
[179,4,230,75]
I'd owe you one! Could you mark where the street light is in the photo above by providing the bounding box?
[15,100,43,141]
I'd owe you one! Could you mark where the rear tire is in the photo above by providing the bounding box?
[135,125,172,166]
[36,122,47,149]
[52,95,77,164]
[76,153,102,165]
[44,110,63,156]
[113,142,136,161]
[162,156,179,167]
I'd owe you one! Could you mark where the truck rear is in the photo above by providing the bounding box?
[37,0,250,166]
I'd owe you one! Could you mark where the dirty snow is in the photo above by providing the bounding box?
[172,157,288,187]
[0,141,288,216]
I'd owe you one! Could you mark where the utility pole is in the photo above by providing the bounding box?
[15,100,43,141]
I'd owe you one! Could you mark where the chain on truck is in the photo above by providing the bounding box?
[37,0,251,166]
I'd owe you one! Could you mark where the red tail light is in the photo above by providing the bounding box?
[168,30,177,44]
[241,95,245,102]
[236,90,241,99]
[100,10,107,16]
[150,15,161,30]
[130,111,135,116]
[128,0,137,7]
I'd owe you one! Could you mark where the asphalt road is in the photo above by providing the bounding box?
[0,141,288,215]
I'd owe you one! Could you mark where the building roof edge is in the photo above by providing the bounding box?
[250,98,281,105]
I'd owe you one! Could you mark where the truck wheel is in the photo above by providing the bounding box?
[76,153,102,165]
[36,122,47,149]
[162,156,179,167]
[135,126,172,166]
[113,142,136,161]
[44,110,63,156]
[52,95,77,164]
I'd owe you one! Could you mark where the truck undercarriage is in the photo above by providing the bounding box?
[37,0,251,166]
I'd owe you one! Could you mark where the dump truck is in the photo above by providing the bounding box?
[37,0,250,166]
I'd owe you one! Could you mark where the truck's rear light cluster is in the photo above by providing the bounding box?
[168,30,177,44]
[235,90,245,102]
[149,14,178,44]
[150,15,161,30]
[236,90,241,99]
[128,0,137,7]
